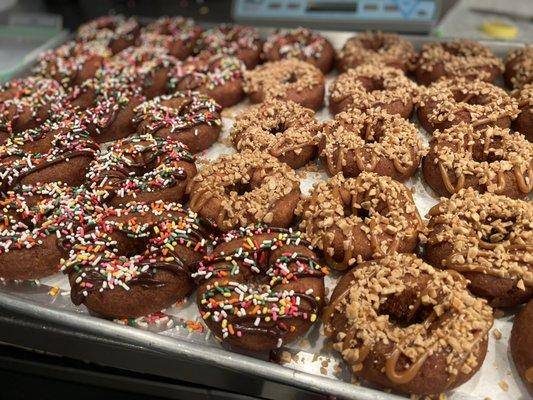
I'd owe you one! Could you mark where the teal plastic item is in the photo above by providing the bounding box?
[0,25,68,82]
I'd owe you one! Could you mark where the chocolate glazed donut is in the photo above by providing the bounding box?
[64,202,215,319]
[324,253,493,395]
[190,225,327,351]
[85,134,196,207]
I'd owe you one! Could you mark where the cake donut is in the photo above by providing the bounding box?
[511,300,533,396]
[86,134,196,207]
[0,183,101,280]
[423,124,532,199]
[190,225,327,351]
[107,45,180,100]
[0,77,65,138]
[77,15,140,54]
[324,253,493,395]
[134,91,222,153]
[512,83,533,142]
[34,40,111,88]
[0,116,98,192]
[504,46,533,89]
[230,99,321,169]
[417,78,519,133]
[262,28,334,73]
[320,108,424,181]
[70,75,146,143]
[143,16,202,60]
[244,59,325,111]
[415,40,503,85]
[63,201,213,318]
[336,31,416,73]
[328,64,419,117]
[188,151,301,231]
[297,172,424,271]
[195,24,262,69]
[170,54,245,108]
[426,189,532,308]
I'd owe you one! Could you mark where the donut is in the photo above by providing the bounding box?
[0,115,98,192]
[297,172,424,271]
[422,124,532,199]
[34,40,111,88]
[85,134,196,207]
[70,74,146,143]
[62,201,213,318]
[106,45,180,100]
[417,78,519,133]
[512,83,533,142]
[415,40,503,85]
[195,24,262,69]
[230,99,321,169]
[143,16,202,60]
[190,225,327,351]
[426,188,532,307]
[320,108,424,181]
[262,28,334,73]
[511,300,533,396]
[188,151,301,231]
[0,77,65,138]
[336,31,416,73]
[77,15,140,54]
[323,253,493,395]
[244,59,325,111]
[504,46,533,89]
[328,64,419,116]
[170,54,245,108]
[0,183,101,280]
[134,91,222,154]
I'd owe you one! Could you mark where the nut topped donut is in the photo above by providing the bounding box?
[336,31,416,73]
[511,300,533,396]
[244,59,325,111]
[134,91,222,154]
[34,40,111,88]
[417,78,519,133]
[62,201,213,318]
[426,189,532,307]
[188,151,301,231]
[423,124,533,199]
[230,99,321,169]
[77,15,140,54]
[297,172,424,271]
[323,253,493,395]
[190,224,327,351]
[195,24,262,69]
[328,64,419,117]
[512,83,533,142]
[504,46,533,89]
[262,27,334,73]
[170,54,245,108]
[415,40,503,85]
[0,77,65,138]
[320,108,424,181]
[86,134,196,206]
[143,16,202,60]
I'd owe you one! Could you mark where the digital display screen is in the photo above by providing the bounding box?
[306,2,358,13]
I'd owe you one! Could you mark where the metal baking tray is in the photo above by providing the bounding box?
[0,29,529,400]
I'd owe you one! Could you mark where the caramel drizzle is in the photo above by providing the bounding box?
[436,132,533,195]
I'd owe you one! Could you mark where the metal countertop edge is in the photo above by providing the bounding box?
[0,292,403,400]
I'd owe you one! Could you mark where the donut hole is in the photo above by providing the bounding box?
[471,137,505,164]
[283,73,298,84]
[360,123,385,144]
[160,98,193,115]
[361,37,385,51]
[224,181,253,196]
[480,215,516,243]
[453,91,488,106]
[267,122,287,136]
[379,288,434,328]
